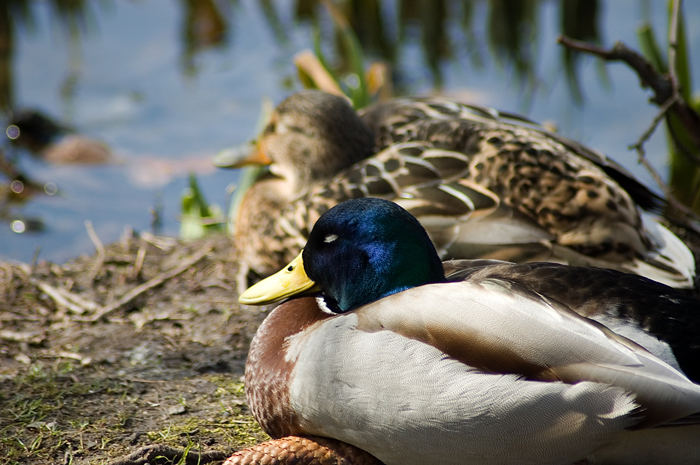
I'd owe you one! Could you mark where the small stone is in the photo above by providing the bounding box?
[167,404,187,415]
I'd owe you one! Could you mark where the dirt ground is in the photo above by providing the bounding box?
[0,231,270,465]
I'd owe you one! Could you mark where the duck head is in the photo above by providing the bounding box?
[240,198,445,312]
[229,91,374,196]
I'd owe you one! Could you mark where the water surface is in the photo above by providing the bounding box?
[3,0,699,263]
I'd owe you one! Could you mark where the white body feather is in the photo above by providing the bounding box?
[594,313,681,371]
[631,212,697,288]
[286,282,700,465]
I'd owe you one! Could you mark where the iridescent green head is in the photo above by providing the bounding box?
[240,198,445,312]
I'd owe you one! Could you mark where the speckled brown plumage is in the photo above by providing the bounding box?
[223,436,383,465]
[235,177,308,276]
[231,91,695,287]
[362,100,646,253]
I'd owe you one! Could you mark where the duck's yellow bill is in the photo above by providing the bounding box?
[239,252,318,305]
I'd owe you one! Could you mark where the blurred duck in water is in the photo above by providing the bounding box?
[7,109,111,164]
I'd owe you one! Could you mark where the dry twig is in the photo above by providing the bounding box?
[85,243,213,322]
[557,32,700,153]
[30,278,100,315]
[0,329,45,344]
[668,0,681,92]
[140,232,178,251]
[627,95,682,207]
[108,444,228,465]
[39,350,92,365]
[131,242,147,279]
[85,220,106,282]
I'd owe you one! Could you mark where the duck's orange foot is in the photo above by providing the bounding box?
[223,435,383,465]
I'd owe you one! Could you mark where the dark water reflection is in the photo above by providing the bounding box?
[1,0,699,263]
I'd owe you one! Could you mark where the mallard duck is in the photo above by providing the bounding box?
[238,198,700,465]
[240,198,700,465]
[238,195,699,379]
[227,90,695,288]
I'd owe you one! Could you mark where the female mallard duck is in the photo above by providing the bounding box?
[227,90,695,288]
[238,198,700,465]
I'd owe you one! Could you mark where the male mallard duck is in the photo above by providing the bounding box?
[227,91,695,288]
[239,198,700,465]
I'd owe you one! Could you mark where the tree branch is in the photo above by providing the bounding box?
[557,35,674,104]
[557,33,700,151]
[558,30,700,222]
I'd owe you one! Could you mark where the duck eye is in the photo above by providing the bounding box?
[323,234,339,244]
[287,265,294,272]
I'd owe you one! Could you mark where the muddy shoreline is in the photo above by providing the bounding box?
[0,232,269,464]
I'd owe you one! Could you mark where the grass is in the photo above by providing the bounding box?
[144,376,267,447]
[0,362,132,464]
[0,363,267,464]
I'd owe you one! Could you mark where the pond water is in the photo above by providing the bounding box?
[2,0,700,263]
